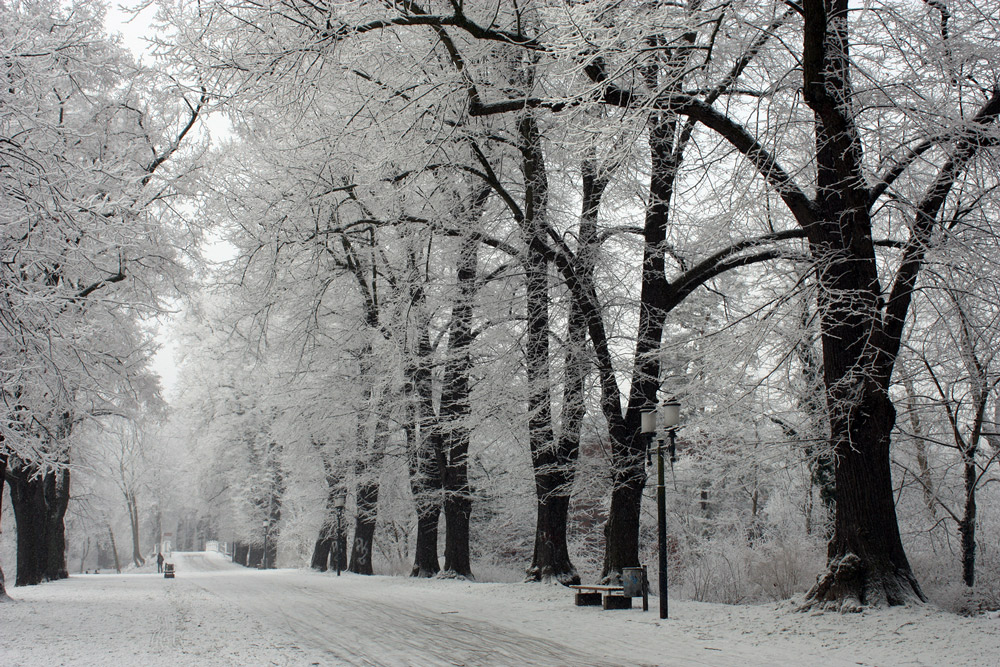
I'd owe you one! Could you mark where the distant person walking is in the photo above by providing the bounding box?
[157,552,164,573]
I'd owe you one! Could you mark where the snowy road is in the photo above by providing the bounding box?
[3,551,997,666]
[167,552,625,666]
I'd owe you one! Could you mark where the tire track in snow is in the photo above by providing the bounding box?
[173,553,626,666]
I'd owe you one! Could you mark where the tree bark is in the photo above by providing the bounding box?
[106,522,121,573]
[0,451,7,598]
[310,454,342,572]
[247,544,263,568]
[234,542,250,567]
[525,154,607,585]
[602,96,679,582]
[43,465,70,580]
[349,478,378,574]
[439,236,477,579]
[310,536,331,571]
[959,447,977,587]
[8,461,47,586]
[404,246,443,579]
[127,491,144,568]
[517,112,581,585]
[794,0,995,608]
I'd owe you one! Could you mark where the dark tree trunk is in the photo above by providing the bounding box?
[247,544,263,568]
[602,100,679,582]
[408,347,442,578]
[78,536,90,574]
[442,461,472,577]
[807,383,920,608]
[793,0,996,609]
[349,479,378,574]
[517,112,580,585]
[263,481,282,569]
[438,234,477,579]
[310,456,341,572]
[0,451,7,598]
[960,446,977,587]
[310,537,331,571]
[347,386,385,575]
[527,484,577,585]
[234,542,250,566]
[411,504,440,577]
[43,465,70,580]
[8,462,47,586]
[105,522,121,573]
[441,376,472,578]
[406,268,443,579]
[526,155,607,586]
[127,493,144,568]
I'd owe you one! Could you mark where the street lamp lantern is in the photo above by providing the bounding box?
[640,408,657,435]
[661,399,680,429]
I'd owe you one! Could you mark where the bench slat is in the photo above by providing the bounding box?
[569,584,624,592]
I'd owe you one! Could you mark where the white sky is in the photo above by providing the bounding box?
[105,4,240,400]
[105,3,157,60]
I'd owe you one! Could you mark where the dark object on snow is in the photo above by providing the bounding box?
[163,563,174,579]
[569,584,623,607]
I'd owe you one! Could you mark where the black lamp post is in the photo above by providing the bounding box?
[262,519,270,569]
[334,492,347,576]
[641,398,680,620]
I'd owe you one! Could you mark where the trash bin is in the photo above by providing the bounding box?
[623,567,644,597]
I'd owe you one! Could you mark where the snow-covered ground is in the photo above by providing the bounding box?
[1,551,996,666]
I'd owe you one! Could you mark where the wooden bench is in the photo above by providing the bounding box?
[569,584,631,610]
[163,563,175,579]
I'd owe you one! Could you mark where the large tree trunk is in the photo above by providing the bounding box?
[798,0,930,609]
[407,369,442,578]
[8,461,47,586]
[526,155,607,585]
[0,451,7,598]
[43,465,70,580]
[310,536,331,571]
[310,456,342,572]
[959,443,977,587]
[439,236,477,579]
[127,491,144,568]
[348,397,386,575]
[517,112,581,585]
[105,522,121,573]
[602,101,679,582]
[349,479,378,574]
[234,542,250,567]
[247,544,263,568]
[806,378,920,608]
[441,458,472,577]
[405,259,443,579]
[800,178,923,608]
